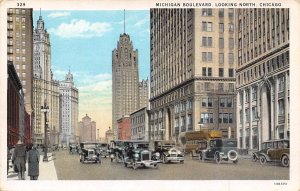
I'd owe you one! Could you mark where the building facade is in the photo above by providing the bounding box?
[32,15,60,146]
[117,115,131,140]
[7,62,31,146]
[150,9,236,145]
[79,114,96,142]
[59,70,79,145]
[139,79,149,109]
[7,8,33,117]
[236,8,289,151]
[130,107,150,141]
[105,127,114,143]
[112,33,139,139]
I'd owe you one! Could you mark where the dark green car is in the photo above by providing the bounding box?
[198,138,239,164]
[253,139,289,167]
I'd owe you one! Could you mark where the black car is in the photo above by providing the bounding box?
[79,142,101,164]
[152,140,184,164]
[123,141,159,169]
[96,143,110,158]
[198,138,239,164]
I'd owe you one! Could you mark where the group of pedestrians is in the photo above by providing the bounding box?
[9,140,40,180]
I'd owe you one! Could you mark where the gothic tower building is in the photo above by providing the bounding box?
[32,14,60,145]
[112,33,139,139]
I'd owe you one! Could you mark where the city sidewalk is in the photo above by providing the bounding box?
[7,153,58,180]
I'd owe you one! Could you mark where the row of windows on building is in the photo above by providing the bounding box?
[202,67,234,77]
[202,22,234,33]
[202,52,234,64]
[203,82,235,92]
[200,112,234,124]
[131,114,146,125]
[202,37,234,50]
[7,16,26,23]
[131,126,146,136]
[202,97,233,108]
[202,8,234,18]
[237,51,289,85]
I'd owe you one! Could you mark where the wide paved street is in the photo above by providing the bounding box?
[53,150,289,180]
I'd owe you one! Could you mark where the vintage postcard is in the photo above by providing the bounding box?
[0,0,299,190]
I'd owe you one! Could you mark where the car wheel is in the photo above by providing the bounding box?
[260,156,267,165]
[180,160,184,164]
[281,155,289,167]
[233,159,238,164]
[153,163,159,169]
[124,162,128,167]
[215,153,222,164]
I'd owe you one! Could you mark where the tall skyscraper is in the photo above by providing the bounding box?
[32,14,60,145]
[150,9,236,144]
[112,33,139,139]
[7,8,33,120]
[236,9,289,150]
[59,70,79,145]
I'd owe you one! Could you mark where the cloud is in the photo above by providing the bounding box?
[47,12,71,18]
[133,17,148,27]
[49,19,112,38]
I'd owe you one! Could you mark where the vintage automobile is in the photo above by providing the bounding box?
[79,142,101,164]
[123,141,159,170]
[96,143,110,158]
[198,138,239,164]
[152,140,184,164]
[252,139,289,167]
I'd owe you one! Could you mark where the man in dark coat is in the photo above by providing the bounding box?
[27,144,40,180]
[12,140,27,180]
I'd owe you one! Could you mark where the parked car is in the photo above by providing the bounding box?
[79,142,101,164]
[152,140,184,164]
[123,141,159,170]
[198,138,239,164]
[253,139,289,167]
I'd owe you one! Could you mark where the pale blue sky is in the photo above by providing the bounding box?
[33,10,150,136]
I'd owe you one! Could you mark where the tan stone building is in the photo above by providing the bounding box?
[59,70,79,145]
[105,127,114,143]
[150,9,236,145]
[79,114,96,142]
[32,15,60,145]
[139,79,149,109]
[130,107,150,141]
[112,33,139,139]
[236,9,289,151]
[7,8,33,127]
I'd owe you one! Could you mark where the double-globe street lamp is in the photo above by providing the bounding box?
[41,100,50,162]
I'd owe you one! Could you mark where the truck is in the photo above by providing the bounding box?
[185,129,222,159]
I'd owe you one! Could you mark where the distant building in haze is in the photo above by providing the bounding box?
[79,114,96,142]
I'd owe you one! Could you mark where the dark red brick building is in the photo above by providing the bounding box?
[117,115,131,140]
[7,62,31,147]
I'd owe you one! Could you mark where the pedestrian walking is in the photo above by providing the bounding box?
[27,144,40,180]
[12,140,27,180]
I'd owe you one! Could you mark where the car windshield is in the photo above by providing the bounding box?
[210,140,237,147]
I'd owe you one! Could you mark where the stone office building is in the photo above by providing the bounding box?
[236,8,289,151]
[150,9,236,145]
[112,33,139,139]
[59,70,79,145]
[7,8,34,118]
[32,15,60,145]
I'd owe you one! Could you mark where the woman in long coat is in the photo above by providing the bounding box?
[27,144,40,180]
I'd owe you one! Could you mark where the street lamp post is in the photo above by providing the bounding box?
[41,100,50,162]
